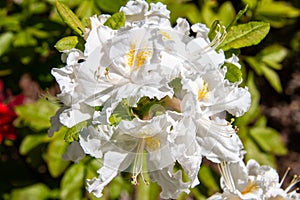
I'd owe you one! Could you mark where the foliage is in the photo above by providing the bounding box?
[0,0,299,199]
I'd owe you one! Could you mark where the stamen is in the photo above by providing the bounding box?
[190,23,227,57]
[285,175,300,193]
[218,162,236,192]
[280,167,291,187]
[131,139,145,185]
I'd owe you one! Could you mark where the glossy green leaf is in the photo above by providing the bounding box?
[220,21,270,51]
[46,137,70,177]
[55,0,85,36]
[60,163,85,200]
[20,134,48,155]
[104,12,126,30]
[224,63,242,82]
[0,32,14,56]
[261,65,282,93]
[249,127,288,155]
[227,4,248,29]
[9,183,51,200]
[54,36,79,51]
[15,99,59,131]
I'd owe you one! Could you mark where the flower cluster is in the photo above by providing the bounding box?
[51,0,252,199]
[208,159,300,200]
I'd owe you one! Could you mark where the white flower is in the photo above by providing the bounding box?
[79,113,201,199]
[181,93,245,163]
[51,0,254,199]
[208,159,300,200]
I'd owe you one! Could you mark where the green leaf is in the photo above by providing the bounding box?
[76,0,100,22]
[64,121,88,143]
[54,36,79,51]
[95,0,127,13]
[109,99,134,125]
[259,44,288,70]
[220,21,270,51]
[104,12,126,30]
[218,1,236,27]
[9,183,51,200]
[168,3,202,24]
[257,1,300,18]
[242,0,257,9]
[261,65,282,93]
[55,0,85,36]
[244,138,276,168]
[199,165,220,195]
[60,163,85,200]
[46,137,70,177]
[224,63,242,82]
[15,99,59,131]
[235,72,261,126]
[13,31,37,47]
[20,134,48,155]
[244,56,264,75]
[0,32,14,56]
[227,4,248,29]
[249,127,288,155]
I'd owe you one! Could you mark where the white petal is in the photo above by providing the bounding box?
[150,165,190,199]
[120,0,148,22]
[59,103,93,128]
[196,117,244,163]
[87,151,128,198]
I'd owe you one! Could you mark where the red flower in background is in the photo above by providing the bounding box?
[0,79,25,143]
[0,102,17,143]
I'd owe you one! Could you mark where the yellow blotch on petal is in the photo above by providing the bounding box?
[145,137,160,151]
[241,181,258,195]
[136,49,152,68]
[160,31,172,40]
[127,43,152,69]
[127,43,136,67]
[197,82,208,101]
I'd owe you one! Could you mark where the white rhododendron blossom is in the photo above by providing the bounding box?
[50,0,252,199]
[208,159,300,200]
